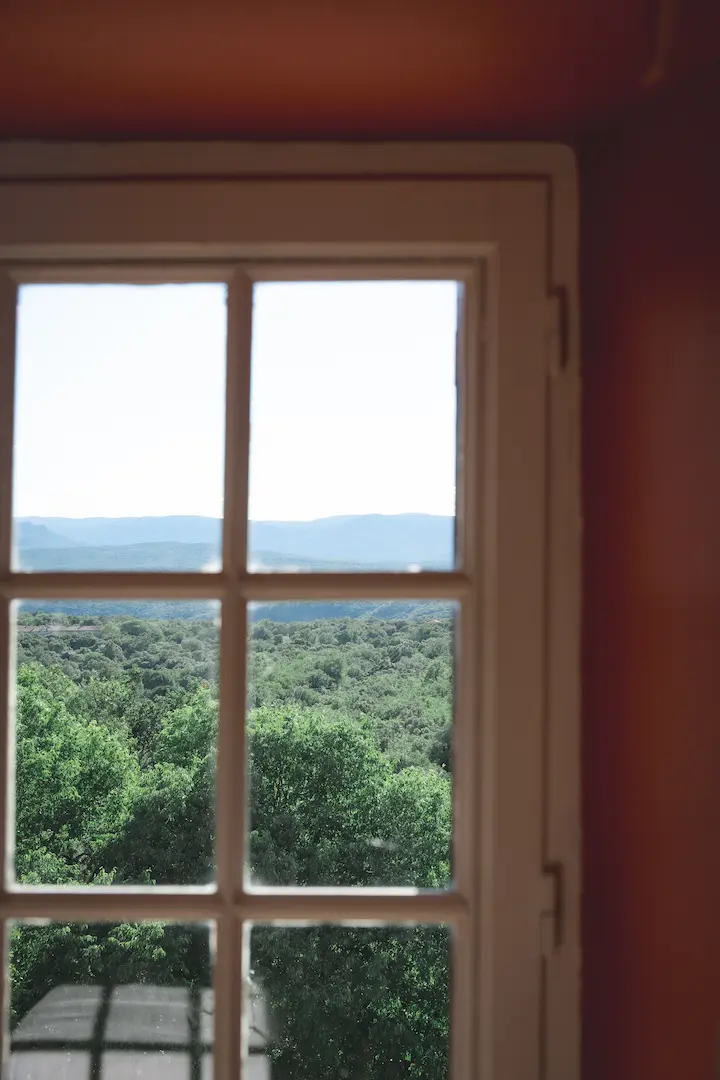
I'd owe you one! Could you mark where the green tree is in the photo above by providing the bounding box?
[248,707,451,1078]
[10,921,210,1027]
[253,924,450,1080]
[105,688,218,885]
[12,616,454,1077]
[15,665,139,884]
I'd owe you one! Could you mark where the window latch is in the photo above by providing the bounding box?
[540,860,564,957]
[545,287,569,378]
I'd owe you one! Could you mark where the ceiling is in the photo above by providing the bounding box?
[0,0,718,140]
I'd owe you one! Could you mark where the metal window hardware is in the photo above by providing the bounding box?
[540,861,565,958]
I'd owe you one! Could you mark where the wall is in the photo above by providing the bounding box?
[580,64,720,1080]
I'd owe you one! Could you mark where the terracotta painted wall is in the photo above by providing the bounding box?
[580,65,720,1080]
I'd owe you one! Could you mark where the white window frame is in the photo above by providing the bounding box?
[0,141,581,1080]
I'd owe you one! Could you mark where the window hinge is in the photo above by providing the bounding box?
[545,287,569,379]
[540,861,564,958]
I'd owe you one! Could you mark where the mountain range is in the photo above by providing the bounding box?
[17,514,454,571]
[15,515,454,620]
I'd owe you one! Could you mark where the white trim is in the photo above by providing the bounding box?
[0,145,581,1080]
[4,260,473,285]
[0,571,471,600]
[0,274,16,1073]
[0,141,575,180]
[214,269,253,1080]
[0,888,467,923]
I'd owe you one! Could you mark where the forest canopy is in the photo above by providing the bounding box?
[12,611,454,1078]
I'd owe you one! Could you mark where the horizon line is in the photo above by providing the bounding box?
[18,511,454,524]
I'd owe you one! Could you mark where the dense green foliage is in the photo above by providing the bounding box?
[253,925,450,1079]
[17,612,454,768]
[13,612,453,1076]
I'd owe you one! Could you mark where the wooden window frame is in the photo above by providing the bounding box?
[0,141,581,1080]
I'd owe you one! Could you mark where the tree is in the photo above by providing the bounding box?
[248,707,451,1078]
[12,668,214,1025]
[15,665,139,884]
[104,688,218,885]
[10,921,210,1028]
[12,618,454,1077]
[252,924,450,1080]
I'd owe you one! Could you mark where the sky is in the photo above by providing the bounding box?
[13,281,458,522]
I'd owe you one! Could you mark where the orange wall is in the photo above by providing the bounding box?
[580,66,720,1080]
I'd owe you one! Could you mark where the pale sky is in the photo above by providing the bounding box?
[13,281,458,521]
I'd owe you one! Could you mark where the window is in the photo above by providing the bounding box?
[0,143,580,1080]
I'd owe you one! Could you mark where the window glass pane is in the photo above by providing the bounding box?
[247,604,454,888]
[14,602,219,886]
[248,924,450,1079]
[9,922,213,1080]
[12,284,226,573]
[248,281,459,572]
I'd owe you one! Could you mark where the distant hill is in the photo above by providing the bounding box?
[250,514,453,568]
[16,522,83,550]
[17,541,220,573]
[17,597,451,623]
[250,599,453,622]
[15,514,454,620]
[20,515,222,548]
[16,542,362,574]
[18,514,454,570]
